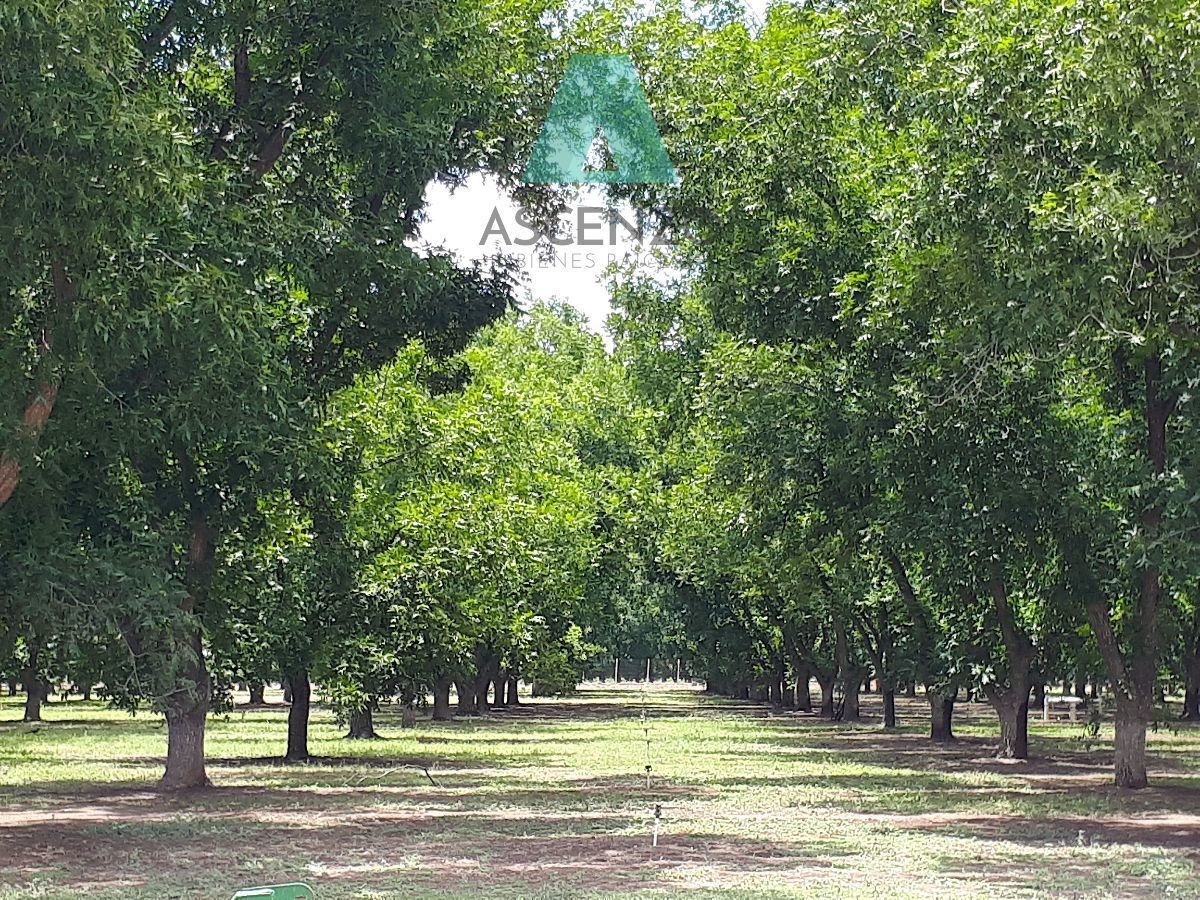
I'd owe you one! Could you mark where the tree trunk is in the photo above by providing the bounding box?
[842,678,861,721]
[346,706,377,739]
[20,666,42,723]
[1094,352,1170,789]
[161,626,212,789]
[816,671,835,718]
[929,693,955,742]
[1182,610,1200,721]
[494,669,508,710]
[472,646,499,716]
[162,702,209,789]
[6,678,16,697]
[285,668,311,761]
[455,679,476,715]
[794,664,812,712]
[1113,700,1149,789]
[248,682,265,705]
[768,676,783,708]
[282,678,293,704]
[905,682,917,698]
[474,673,494,715]
[882,688,897,729]
[506,675,520,706]
[1182,681,1199,722]
[995,696,1030,759]
[432,677,453,721]
[835,620,860,722]
[1032,681,1046,708]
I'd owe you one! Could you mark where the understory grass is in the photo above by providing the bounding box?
[0,684,1197,899]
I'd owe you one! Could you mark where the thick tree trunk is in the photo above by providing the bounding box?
[285,668,311,761]
[835,620,860,722]
[161,627,212,789]
[929,693,955,742]
[1182,682,1199,722]
[986,566,1035,760]
[768,677,783,708]
[162,703,209,789]
[432,677,453,721]
[1094,352,1170,789]
[248,682,265,705]
[506,675,519,706]
[471,645,499,715]
[1113,700,1149,789]
[794,664,812,712]
[816,672,835,718]
[882,688,897,729]
[494,669,508,710]
[346,706,377,739]
[842,678,861,722]
[282,678,293,704]
[20,666,43,723]
[474,673,494,715]
[995,696,1030,759]
[455,679,476,715]
[905,683,917,698]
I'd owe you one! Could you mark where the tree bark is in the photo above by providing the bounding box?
[455,678,476,715]
[835,619,860,722]
[494,669,508,709]
[816,670,835,718]
[1091,352,1172,788]
[929,693,955,742]
[346,706,377,739]
[1113,699,1149,789]
[285,668,311,761]
[21,666,43,722]
[506,675,520,706]
[162,701,209,789]
[986,566,1035,759]
[248,682,265,705]
[1182,681,1199,722]
[432,677,453,720]
[161,628,212,788]
[995,696,1030,760]
[20,637,43,722]
[472,648,499,716]
[882,688,897,729]
[794,663,812,712]
[282,678,293,704]
[768,676,783,708]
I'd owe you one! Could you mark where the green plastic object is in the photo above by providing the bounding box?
[231,883,315,900]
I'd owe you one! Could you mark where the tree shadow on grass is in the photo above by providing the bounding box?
[0,810,841,899]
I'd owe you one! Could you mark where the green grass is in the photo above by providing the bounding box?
[0,684,1198,898]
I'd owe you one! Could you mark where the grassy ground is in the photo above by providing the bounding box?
[0,683,1198,899]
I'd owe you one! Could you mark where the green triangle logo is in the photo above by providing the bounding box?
[523,54,677,184]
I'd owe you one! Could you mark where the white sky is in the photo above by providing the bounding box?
[413,1,769,337]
